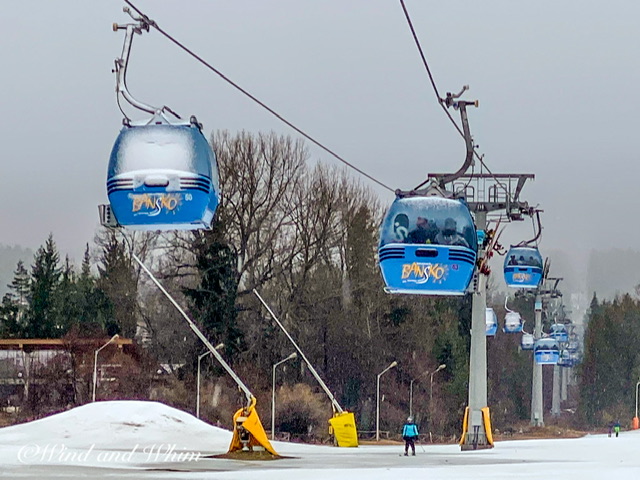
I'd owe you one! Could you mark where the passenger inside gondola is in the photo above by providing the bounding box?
[407,216,438,244]
[508,254,542,267]
[528,256,542,267]
[435,217,469,247]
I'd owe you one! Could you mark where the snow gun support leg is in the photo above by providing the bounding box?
[229,397,279,457]
[328,411,359,447]
[129,254,278,459]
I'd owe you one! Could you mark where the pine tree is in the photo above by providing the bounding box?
[7,260,30,307]
[0,294,21,337]
[25,234,62,338]
[53,255,78,334]
[183,226,243,358]
[0,260,31,336]
[96,234,138,338]
[75,244,111,330]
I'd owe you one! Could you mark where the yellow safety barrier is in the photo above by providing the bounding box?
[482,407,494,446]
[459,406,469,445]
[329,411,359,447]
[228,397,279,456]
[459,406,494,447]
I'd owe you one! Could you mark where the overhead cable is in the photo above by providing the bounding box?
[122,0,394,193]
[399,0,509,196]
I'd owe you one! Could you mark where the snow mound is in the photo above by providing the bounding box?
[0,400,232,453]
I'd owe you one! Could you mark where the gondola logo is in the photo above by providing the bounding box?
[401,262,447,284]
[130,193,182,216]
[513,273,532,282]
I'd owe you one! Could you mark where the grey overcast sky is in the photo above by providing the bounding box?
[1,1,638,262]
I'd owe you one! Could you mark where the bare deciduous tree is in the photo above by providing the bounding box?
[214,131,307,295]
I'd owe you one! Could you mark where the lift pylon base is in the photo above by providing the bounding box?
[459,406,494,451]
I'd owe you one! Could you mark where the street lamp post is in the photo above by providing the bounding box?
[430,364,447,406]
[409,364,446,418]
[272,352,297,440]
[197,343,224,419]
[92,334,119,402]
[409,378,417,419]
[376,361,398,442]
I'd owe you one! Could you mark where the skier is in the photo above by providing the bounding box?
[402,417,419,456]
[614,421,621,438]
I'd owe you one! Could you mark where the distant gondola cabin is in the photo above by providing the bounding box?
[521,333,535,350]
[504,311,524,333]
[534,338,559,365]
[485,308,498,336]
[504,246,543,289]
[549,323,569,343]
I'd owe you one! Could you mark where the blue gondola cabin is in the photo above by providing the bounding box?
[521,333,535,350]
[504,246,543,289]
[549,323,569,343]
[534,338,559,365]
[504,311,524,333]
[378,195,477,295]
[486,308,498,336]
[106,114,220,230]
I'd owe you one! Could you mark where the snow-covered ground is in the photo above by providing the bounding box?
[0,401,638,479]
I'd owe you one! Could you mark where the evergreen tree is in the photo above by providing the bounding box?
[7,260,30,307]
[97,234,137,338]
[0,293,22,337]
[53,255,77,334]
[184,225,243,358]
[25,234,62,338]
[579,294,640,425]
[76,244,111,330]
[0,260,31,336]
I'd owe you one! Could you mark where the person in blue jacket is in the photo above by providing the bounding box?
[402,417,419,456]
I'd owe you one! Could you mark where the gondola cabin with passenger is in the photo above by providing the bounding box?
[378,194,477,295]
[534,338,559,365]
[107,113,219,230]
[504,246,543,289]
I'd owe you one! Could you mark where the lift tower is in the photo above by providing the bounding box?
[530,276,563,426]
[426,87,535,450]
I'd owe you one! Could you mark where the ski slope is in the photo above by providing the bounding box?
[0,400,637,479]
